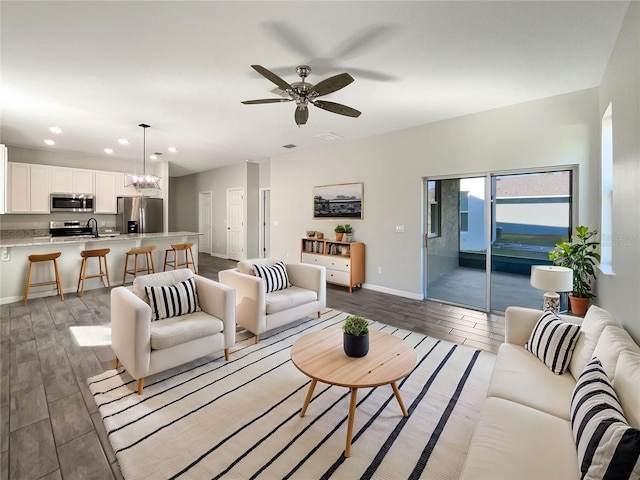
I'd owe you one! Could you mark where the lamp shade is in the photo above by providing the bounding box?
[530,265,573,292]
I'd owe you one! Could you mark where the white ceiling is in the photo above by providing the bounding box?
[0,1,630,177]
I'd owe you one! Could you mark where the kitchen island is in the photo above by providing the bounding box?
[0,232,201,304]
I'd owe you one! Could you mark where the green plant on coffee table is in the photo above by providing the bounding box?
[344,224,353,234]
[548,226,601,299]
[334,225,346,233]
[342,315,369,336]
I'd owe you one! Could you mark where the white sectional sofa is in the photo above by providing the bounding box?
[461,306,640,480]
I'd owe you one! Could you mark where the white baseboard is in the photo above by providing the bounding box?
[209,252,230,259]
[361,283,424,301]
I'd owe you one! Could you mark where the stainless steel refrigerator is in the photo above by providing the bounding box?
[116,196,163,234]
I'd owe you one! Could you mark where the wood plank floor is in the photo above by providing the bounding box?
[1,254,504,479]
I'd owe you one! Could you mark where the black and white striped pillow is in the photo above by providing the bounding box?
[571,357,640,480]
[524,311,581,374]
[144,277,201,321]
[252,261,290,293]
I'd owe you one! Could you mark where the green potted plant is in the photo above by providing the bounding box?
[342,315,369,357]
[344,224,354,242]
[548,226,601,316]
[335,224,346,242]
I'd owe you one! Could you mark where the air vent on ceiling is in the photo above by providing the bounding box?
[315,132,343,141]
[282,144,297,149]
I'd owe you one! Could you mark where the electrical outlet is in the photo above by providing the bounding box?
[377,267,383,274]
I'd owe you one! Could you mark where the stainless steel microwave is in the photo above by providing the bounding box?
[50,193,94,212]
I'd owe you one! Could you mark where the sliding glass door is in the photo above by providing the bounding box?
[424,169,573,313]
[425,177,488,310]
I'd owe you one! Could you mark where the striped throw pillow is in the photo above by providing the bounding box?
[252,262,291,293]
[144,277,201,321]
[524,311,581,374]
[571,358,640,480]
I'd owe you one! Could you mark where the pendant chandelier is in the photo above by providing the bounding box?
[125,123,161,191]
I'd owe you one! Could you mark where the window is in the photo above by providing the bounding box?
[460,191,469,232]
[427,180,440,237]
[601,103,613,273]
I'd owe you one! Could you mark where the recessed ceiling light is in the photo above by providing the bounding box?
[104,148,113,154]
[168,147,177,153]
[118,139,129,145]
[49,126,63,134]
[44,139,55,146]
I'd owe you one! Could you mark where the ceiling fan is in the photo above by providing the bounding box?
[241,65,361,126]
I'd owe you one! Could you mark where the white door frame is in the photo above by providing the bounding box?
[198,191,212,255]
[259,188,271,258]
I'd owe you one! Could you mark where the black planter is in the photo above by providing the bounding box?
[343,332,369,358]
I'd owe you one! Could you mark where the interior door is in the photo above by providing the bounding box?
[199,191,212,255]
[227,188,244,260]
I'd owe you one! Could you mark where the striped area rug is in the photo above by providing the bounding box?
[88,310,496,480]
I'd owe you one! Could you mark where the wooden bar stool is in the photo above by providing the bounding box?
[163,243,197,273]
[77,248,111,296]
[24,252,64,305]
[122,245,156,285]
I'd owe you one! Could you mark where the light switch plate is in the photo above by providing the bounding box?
[395,225,405,233]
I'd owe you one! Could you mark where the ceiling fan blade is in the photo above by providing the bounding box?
[295,107,309,126]
[251,65,292,92]
[312,100,361,118]
[241,98,293,104]
[312,73,354,97]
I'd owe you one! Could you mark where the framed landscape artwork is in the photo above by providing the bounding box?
[313,182,363,219]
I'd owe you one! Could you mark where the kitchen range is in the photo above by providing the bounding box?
[49,220,120,239]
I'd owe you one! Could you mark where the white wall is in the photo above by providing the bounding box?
[270,88,600,297]
[597,2,640,342]
[195,163,246,258]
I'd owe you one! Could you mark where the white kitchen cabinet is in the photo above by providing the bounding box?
[8,162,50,213]
[50,166,94,194]
[94,171,118,213]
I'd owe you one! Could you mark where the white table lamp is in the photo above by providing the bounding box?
[530,266,573,312]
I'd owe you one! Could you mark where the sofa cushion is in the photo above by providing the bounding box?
[253,261,291,293]
[525,311,581,375]
[144,277,201,321]
[614,351,640,429]
[570,358,640,480]
[488,343,577,420]
[265,286,317,315]
[592,325,640,380]
[569,305,620,379]
[237,257,281,276]
[133,269,194,302]
[150,311,224,350]
[460,397,579,480]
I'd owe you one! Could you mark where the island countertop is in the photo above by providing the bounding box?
[0,231,201,248]
[1,232,203,304]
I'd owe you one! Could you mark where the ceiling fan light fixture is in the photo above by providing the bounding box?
[125,123,161,191]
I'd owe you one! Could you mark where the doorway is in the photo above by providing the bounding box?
[198,191,212,255]
[424,169,574,313]
[226,188,244,260]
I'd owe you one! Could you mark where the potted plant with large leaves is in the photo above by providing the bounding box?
[342,315,369,357]
[548,226,601,316]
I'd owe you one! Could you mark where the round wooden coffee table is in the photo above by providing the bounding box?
[291,328,416,457]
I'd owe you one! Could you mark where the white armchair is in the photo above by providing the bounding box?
[219,258,326,344]
[110,269,235,394]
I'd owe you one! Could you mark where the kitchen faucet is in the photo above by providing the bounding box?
[87,218,99,237]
